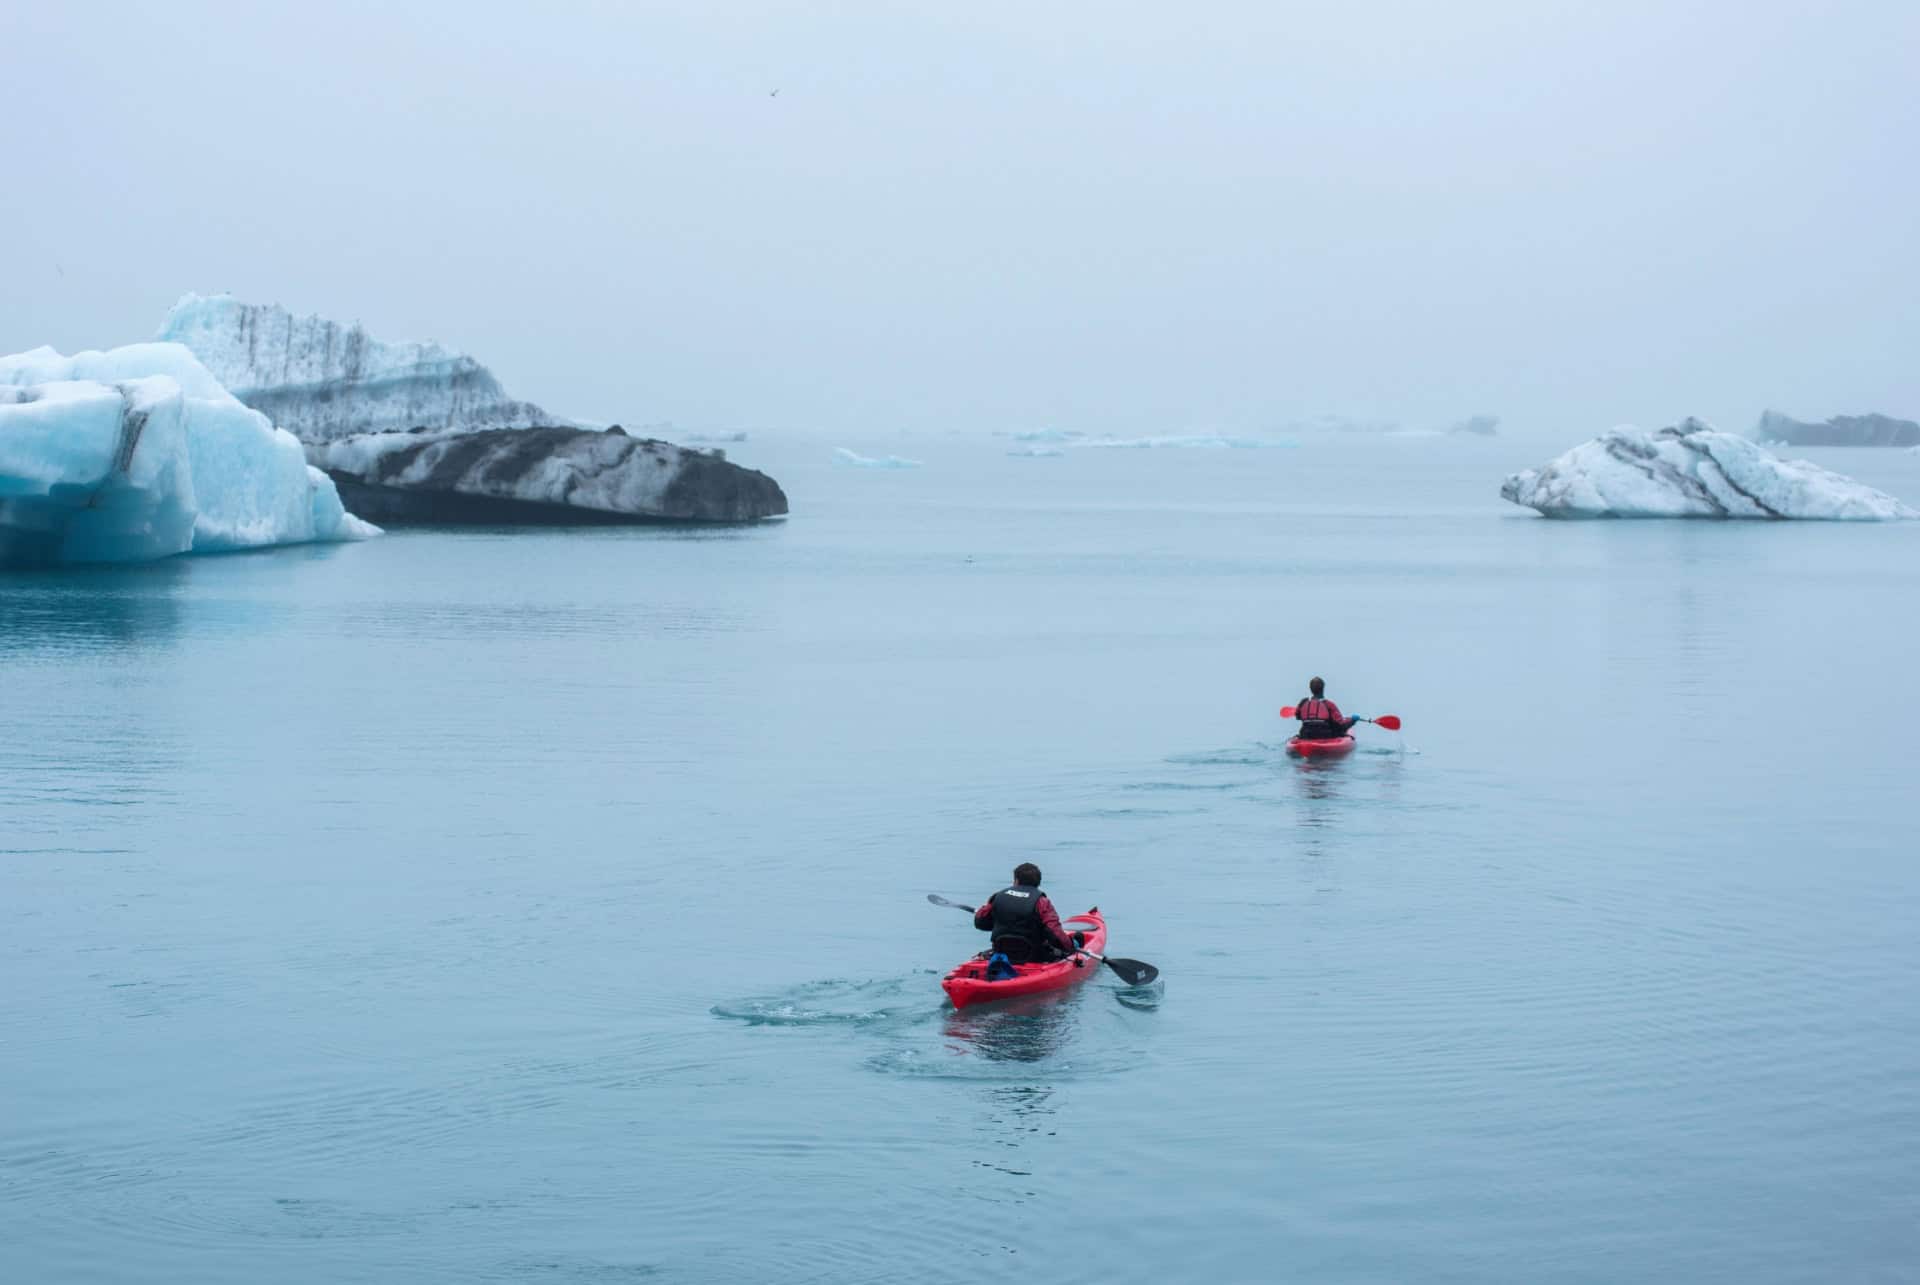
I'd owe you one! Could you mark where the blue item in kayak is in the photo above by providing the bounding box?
[985,952,1018,981]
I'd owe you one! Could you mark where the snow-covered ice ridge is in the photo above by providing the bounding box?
[158,294,568,442]
[1501,419,1917,520]
[0,344,377,567]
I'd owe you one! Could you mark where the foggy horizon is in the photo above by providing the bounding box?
[8,1,1916,438]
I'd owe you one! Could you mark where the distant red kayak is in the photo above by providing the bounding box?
[1287,734,1356,758]
[941,910,1106,1009]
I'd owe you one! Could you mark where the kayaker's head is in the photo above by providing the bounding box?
[1309,676,1325,697]
[1013,862,1042,887]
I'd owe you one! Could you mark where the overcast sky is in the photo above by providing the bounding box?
[5,1,1915,436]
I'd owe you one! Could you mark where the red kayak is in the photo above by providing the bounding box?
[941,909,1106,1009]
[1287,734,1356,758]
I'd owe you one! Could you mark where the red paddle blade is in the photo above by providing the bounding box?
[1373,714,1402,731]
[1278,706,1296,718]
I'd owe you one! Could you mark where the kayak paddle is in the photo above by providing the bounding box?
[926,893,1159,987]
[1279,705,1401,731]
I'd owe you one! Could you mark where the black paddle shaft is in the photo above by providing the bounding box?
[926,894,1159,986]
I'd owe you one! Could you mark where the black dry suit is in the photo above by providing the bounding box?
[983,885,1060,962]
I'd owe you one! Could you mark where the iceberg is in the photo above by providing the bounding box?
[162,294,787,523]
[0,344,376,567]
[1500,419,1918,521]
[315,427,785,524]
[157,294,568,443]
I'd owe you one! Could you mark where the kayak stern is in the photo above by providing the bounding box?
[941,911,1107,1009]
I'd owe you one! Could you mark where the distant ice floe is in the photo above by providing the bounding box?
[1501,418,1918,521]
[0,344,378,567]
[1076,433,1293,450]
[680,430,750,444]
[1007,428,1294,451]
[834,447,921,469]
[1755,409,1920,448]
[1007,445,1065,458]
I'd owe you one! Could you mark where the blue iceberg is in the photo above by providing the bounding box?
[0,343,378,568]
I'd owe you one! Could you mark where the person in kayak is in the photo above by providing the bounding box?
[1295,676,1358,740]
[974,863,1084,963]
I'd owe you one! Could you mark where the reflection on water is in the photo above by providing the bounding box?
[941,990,1084,1064]
[0,563,187,656]
[1291,757,1347,811]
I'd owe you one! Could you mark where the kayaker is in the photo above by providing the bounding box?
[973,863,1083,963]
[1295,676,1358,740]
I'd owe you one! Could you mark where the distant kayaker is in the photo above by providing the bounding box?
[1295,676,1358,740]
[974,863,1083,963]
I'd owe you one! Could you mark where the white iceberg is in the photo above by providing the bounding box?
[1007,445,1065,458]
[834,448,921,469]
[157,293,567,442]
[1501,419,1917,521]
[0,343,377,567]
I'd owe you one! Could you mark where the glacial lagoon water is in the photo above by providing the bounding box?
[3,434,1917,1283]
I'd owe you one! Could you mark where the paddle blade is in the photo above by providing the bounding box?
[927,893,975,914]
[1373,715,1402,731]
[1102,957,1159,987]
[1279,705,1296,718]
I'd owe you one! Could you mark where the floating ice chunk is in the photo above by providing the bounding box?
[834,448,921,469]
[1501,419,1918,520]
[1007,445,1065,458]
[0,344,377,566]
[1011,428,1083,443]
[157,293,568,442]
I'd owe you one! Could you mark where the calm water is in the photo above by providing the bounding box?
[4,435,1918,1283]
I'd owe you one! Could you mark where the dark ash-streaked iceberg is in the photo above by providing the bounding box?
[1501,419,1916,521]
[317,427,786,524]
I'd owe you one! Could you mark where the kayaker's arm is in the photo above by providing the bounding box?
[973,902,994,932]
[1034,895,1079,954]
